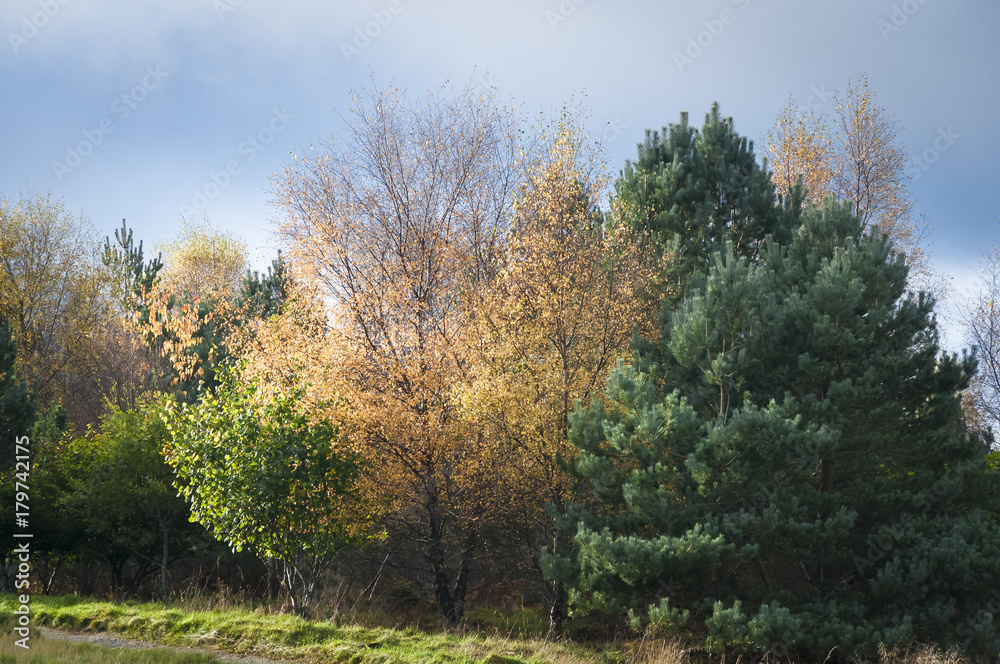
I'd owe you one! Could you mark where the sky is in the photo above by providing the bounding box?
[2,0,998,351]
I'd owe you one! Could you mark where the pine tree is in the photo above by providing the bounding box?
[550,109,1000,659]
[0,321,36,464]
[101,218,164,310]
[240,251,291,320]
[612,103,795,305]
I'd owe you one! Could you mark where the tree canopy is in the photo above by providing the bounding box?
[162,364,358,617]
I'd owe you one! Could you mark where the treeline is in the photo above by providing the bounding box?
[2,77,1000,661]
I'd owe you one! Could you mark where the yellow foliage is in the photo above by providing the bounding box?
[459,121,660,518]
[272,82,524,546]
[763,100,834,206]
[157,218,248,301]
[763,74,940,295]
[132,220,249,388]
[0,193,105,420]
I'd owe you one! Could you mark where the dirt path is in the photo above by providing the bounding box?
[38,626,293,663]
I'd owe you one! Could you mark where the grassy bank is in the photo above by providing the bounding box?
[0,594,619,663]
[0,595,980,664]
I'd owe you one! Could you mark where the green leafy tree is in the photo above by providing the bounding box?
[63,401,199,598]
[550,109,1000,660]
[162,365,359,617]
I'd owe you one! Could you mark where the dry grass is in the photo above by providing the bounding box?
[623,636,693,664]
[620,638,978,664]
[862,644,967,664]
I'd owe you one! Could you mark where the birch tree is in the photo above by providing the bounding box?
[274,82,524,624]
[763,75,936,291]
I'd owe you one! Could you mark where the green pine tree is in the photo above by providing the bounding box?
[0,320,36,466]
[101,218,164,310]
[612,102,799,305]
[549,108,1000,660]
[240,251,291,321]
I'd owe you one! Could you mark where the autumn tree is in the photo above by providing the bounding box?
[459,122,658,638]
[762,100,834,206]
[763,75,936,291]
[963,239,1000,445]
[134,219,252,399]
[274,82,524,624]
[0,193,105,426]
[157,218,248,300]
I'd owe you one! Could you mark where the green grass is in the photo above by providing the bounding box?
[0,595,978,664]
[0,626,217,664]
[0,594,622,664]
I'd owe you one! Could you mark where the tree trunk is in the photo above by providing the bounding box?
[545,495,569,641]
[44,554,63,595]
[547,579,568,641]
[109,555,126,596]
[425,490,461,625]
[450,531,477,625]
[267,558,277,601]
[283,562,304,618]
[429,537,457,624]
[822,453,835,492]
[161,523,170,601]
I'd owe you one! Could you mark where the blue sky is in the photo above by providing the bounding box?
[2,0,998,350]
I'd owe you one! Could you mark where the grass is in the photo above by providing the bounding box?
[0,595,985,664]
[0,628,217,664]
[0,594,620,664]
